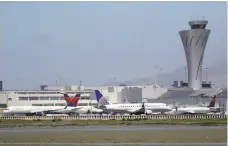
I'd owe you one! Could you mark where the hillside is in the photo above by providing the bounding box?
[104,60,227,88]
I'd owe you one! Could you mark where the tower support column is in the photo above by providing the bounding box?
[179,20,210,90]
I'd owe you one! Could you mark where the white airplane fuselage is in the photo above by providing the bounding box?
[3,106,102,115]
[72,106,103,114]
[104,103,172,114]
[169,106,212,115]
[3,106,66,114]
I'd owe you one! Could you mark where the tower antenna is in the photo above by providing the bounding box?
[202,16,205,21]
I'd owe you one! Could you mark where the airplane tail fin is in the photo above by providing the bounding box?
[64,93,80,109]
[63,93,70,98]
[73,93,80,106]
[63,93,71,104]
[207,95,216,108]
[94,90,111,105]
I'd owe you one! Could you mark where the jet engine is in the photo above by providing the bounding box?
[98,105,107,110]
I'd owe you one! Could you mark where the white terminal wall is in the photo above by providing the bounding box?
[121,85,168,103]
[0,85,169,106]
[0,91,97,107]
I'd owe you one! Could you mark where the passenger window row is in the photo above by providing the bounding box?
[119,106,140,108]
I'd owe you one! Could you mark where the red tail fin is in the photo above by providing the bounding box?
[207,95,216,108]
[64,94,80,107]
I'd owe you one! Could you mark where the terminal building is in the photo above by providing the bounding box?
[0,84,168,108]
[0,83,226,110]
[0,89,96,108]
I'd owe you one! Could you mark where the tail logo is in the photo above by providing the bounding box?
[207,95,216,108]
[99,97,109,105]
[94,90,109,105]
[66,97,79,107]
[64,94,80,107]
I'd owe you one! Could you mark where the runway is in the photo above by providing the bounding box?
[0,125,226,133]
[0,125,226,145]
[0,142,226,146]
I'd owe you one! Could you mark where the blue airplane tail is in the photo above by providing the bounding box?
[94,90,110,105]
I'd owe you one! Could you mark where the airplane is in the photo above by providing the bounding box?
[94,90,172,115]
[48,93,82,115]
[2,94,81,116]
[169,95,220,115]
[3,93,103,116]
[61,93,103,115]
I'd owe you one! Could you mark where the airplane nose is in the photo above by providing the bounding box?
[3,110,8,113]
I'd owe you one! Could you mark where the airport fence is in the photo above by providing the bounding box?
[0,115,227,120]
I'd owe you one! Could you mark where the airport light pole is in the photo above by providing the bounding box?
[56,76,61,86]
[155,66,162,85]
[202,68,204,81]
[79,80,82,91]
[184,67,187,82]
[159,67,163,85]
[155,66,163,85]
[113,77,117,85]
[155,66,159,85]
[205,68,208,82]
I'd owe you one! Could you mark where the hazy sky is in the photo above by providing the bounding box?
[0,1,227,89]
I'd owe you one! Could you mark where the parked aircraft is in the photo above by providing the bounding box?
[169,95,220,115]
[63,93,103,115]
[3,93,102,116]
[2,94,81,116]
[94,90,172,115]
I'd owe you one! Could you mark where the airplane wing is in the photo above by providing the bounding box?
[30,109,57,113]
[68,107,85,111]
[30,106,84,114]
[126,108,144,114]
[52,106,85,113]
[178,110,197,114]
[126,103,146,114]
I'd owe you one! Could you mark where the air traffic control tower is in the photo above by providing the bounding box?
[179,20,210,90]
